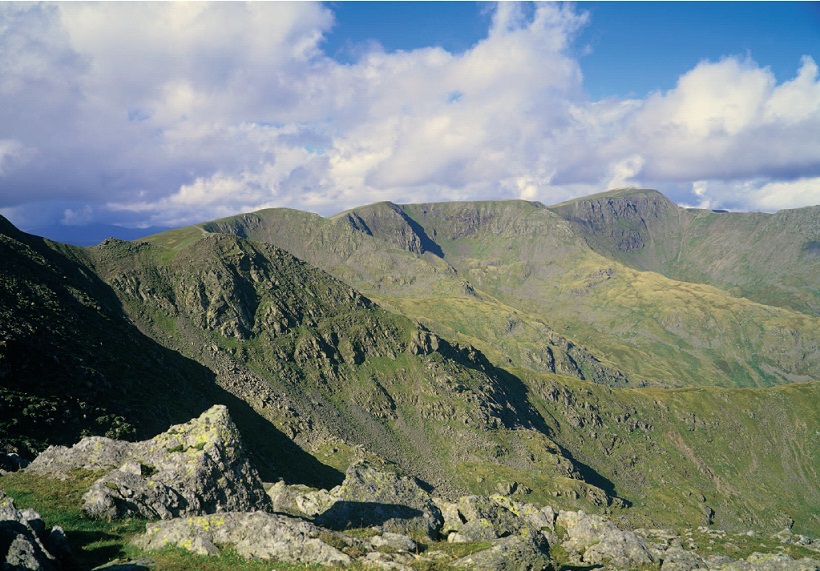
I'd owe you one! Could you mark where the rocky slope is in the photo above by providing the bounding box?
[2,408,818,570]
[1,185,818,559]
[0,216,612,510]
[191,197,819,389]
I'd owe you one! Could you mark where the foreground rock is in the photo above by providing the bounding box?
[27,405,271,520]
[0,490,67,571]
[310,461,443,539]
[436,494,557,543]
[136,511,352,566]
[452,529,553,570]
[557,509,656,568]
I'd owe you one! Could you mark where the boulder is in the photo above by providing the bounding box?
[0,490,63,571]
[361,550,416,571]
[661,544,706,571]
[557,510,655,568]
[137,511,352,567]
[267,481,337,518]
[27,436,131,478]
[28,405,272,520]
[369,532,417,553]
[436,494,556,543]
[314,461,442,539]
[452,529,553,570]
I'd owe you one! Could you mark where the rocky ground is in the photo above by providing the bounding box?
[2,406,818,570]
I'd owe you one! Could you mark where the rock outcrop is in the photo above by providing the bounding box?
[136,511,352,566]
[27,405,271,520]
[452,529,553,570]
[556,509,656,568]
[0,490,67,571]
[313,461,443,539]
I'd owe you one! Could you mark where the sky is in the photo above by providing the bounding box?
[1,2,819,243]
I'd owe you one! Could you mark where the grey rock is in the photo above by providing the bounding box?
[91,558,154,570]
[433,497,463,536]
[455,496,521,540]
[31,405,271,520]
[495,481,518,496]
[705,554,737,568]
[661,544,706,571]
[315,461,442,539]
[45,526,71,561]
[0,490,60,571]
[27,437,131,478]
[452,530,553,570]
[0,453,30,474]
[369,532,417,553]
[267,481,337,518]
[361,551,416,570]
[557,510,655,568]
[436,494,556,543]
[137,511,351,567]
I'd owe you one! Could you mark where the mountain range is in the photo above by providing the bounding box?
[1,188,817,542]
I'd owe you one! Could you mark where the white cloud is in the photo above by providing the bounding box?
[749,177,820,211]
[62,205,93,226]
[0,2,817,235]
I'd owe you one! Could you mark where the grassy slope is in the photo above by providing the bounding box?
[144,204,820,533]
[550,188,820,316]
[91,230,616,509]
[519,371,819,535]
[326,200,816,388]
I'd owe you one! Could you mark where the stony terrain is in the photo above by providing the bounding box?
[3,407,818,570]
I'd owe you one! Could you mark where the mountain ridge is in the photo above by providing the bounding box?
[2,189,818,539]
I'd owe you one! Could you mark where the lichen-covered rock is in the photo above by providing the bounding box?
[315,461,442,539]
[557,510,655,568]
[433,497,463,536]
[436,494,556,544]
[369,532,417,553]
[136,511,351,567]
[267,481,337,518]
[0,489,62,571]
[26,436,131,478]
[661,544,706,570]
[361,550,416,571]
[452,530,553,570]
[28,405,271,520]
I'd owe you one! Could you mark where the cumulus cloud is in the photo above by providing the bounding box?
[0,2,817,235]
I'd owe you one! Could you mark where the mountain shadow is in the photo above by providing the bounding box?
[0,220,343,488]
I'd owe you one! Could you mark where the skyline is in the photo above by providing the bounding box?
[1,1,818,243]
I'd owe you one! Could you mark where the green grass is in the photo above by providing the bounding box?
[0,470,145,569]
[0,470,526,571]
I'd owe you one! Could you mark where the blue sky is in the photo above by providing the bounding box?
[327,2,820,98]
[1,2,818,243]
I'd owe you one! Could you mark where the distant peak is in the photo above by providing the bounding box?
[550,188,672,209]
